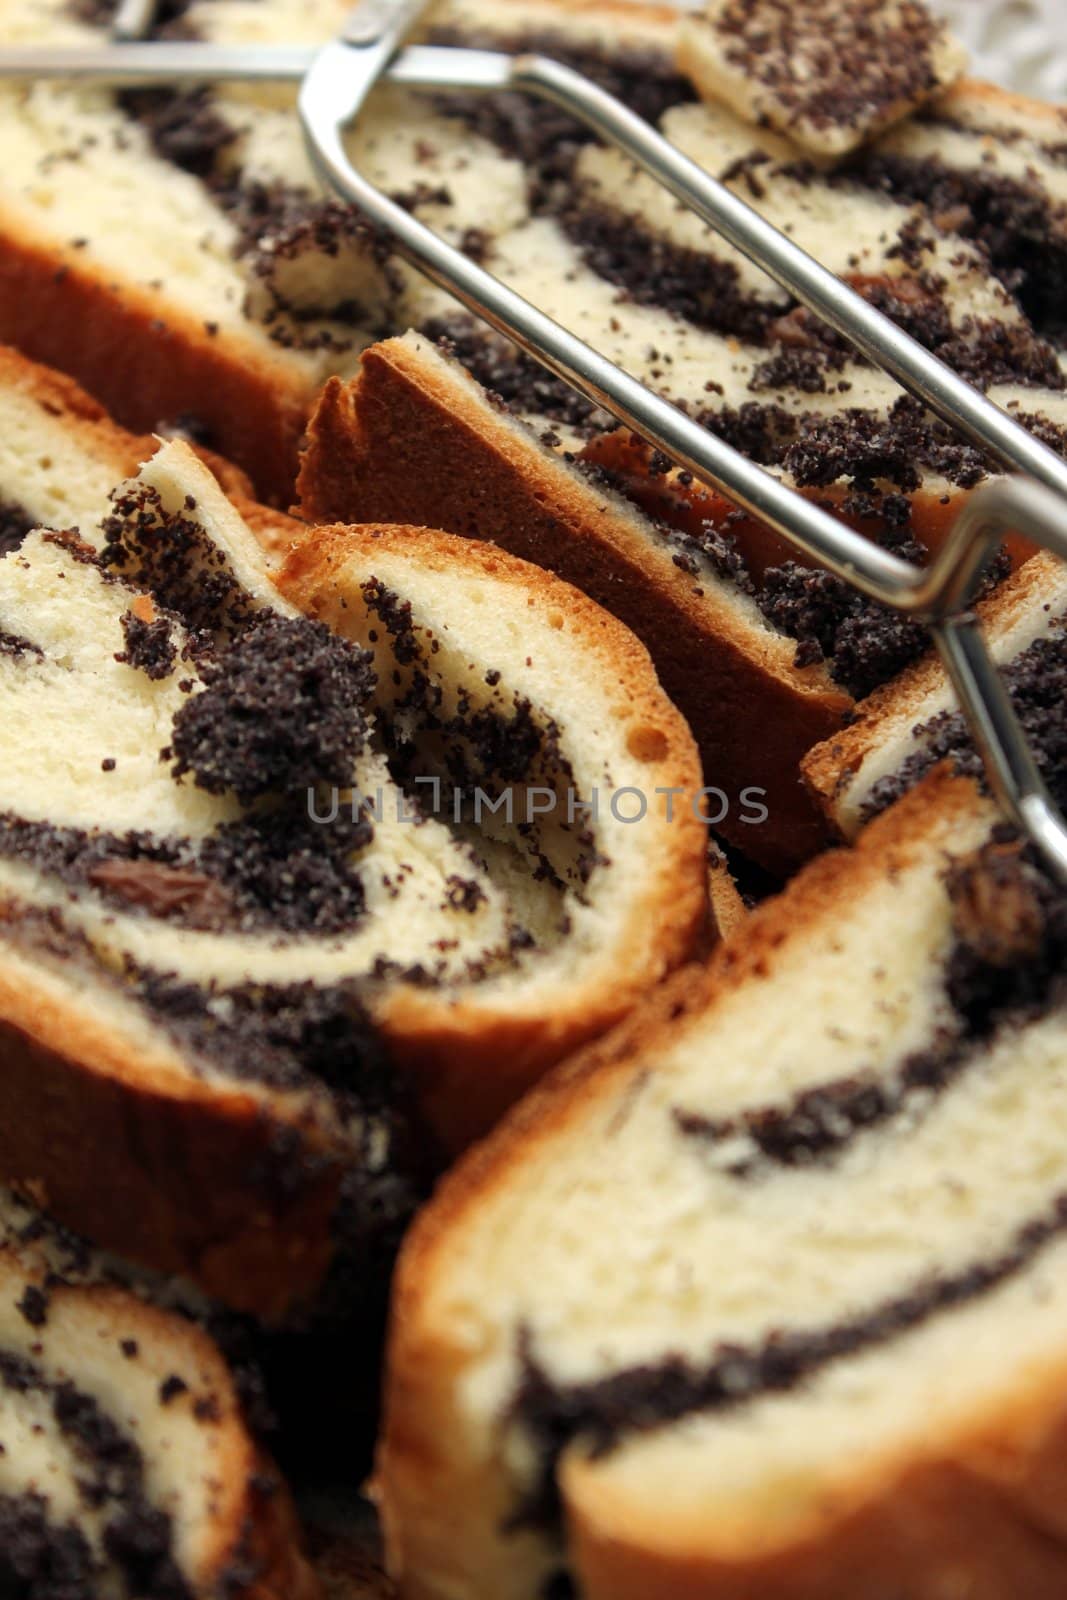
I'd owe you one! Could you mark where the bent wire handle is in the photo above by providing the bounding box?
[14,23,1067,519]
[929,478,1067,878]
[302,42,917,605]
[299,39,1067,880]
[0,42,325,82]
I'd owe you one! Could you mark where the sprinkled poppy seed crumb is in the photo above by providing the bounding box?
[169,614,376,803]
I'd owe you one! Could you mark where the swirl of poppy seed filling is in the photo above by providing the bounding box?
[0,1350,190,1600]
[0,1492,98,1600]
[0,458,590,1158]
[851,136,1067,342]
[0,480,457,1145]
[1,484,381,943]
[351,574,599,898]
[168,613,377,803]
[0,903,429,1287]
[502,831,1067,1542]
[0,1181,310,1600]
[674,829,1066,1176]
[0,489,438,1292]
[508,1187,1067,1535]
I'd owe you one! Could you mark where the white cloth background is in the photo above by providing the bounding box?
[936,0,1067,101]
[649,0,1067,102]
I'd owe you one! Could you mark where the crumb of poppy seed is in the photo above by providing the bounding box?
[446,875,488,913]
[159,1376,188,1406]
[117,86,237,178]
[169,615,376,803]
[15,1287,48,1328]
[361,578,422,665]
[764,536,1010,699]
[97,481,254,643]
[758,560,931,698]
[116,610,178,681]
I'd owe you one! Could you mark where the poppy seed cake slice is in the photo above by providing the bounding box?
[380,767,1067,1600]
[0,354,707,1318]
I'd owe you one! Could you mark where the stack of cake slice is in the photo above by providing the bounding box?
[0,0,1066,1595]
[0,332,724,1593]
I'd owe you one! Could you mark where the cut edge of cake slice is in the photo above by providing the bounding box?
[803,548,1067,836]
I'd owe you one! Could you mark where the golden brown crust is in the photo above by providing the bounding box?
[240,1462,324,1600]
[937,75,1067,132]
[0,349,329,1319]
[280,518,710,1152]
[565,1357,1067,1600]
[425,0,684,48]
[296,343,849,874]
[503,0,679,23]
[707,849,748,939]
[0,336,264,509]
[0,213,312,506]
[0,966,347,1322]
[3,1267,322,1598]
